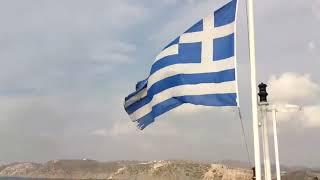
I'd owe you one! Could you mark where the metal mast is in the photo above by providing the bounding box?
[246,0,262,179]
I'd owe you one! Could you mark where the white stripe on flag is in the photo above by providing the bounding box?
[130,81,236,121]
[179,22,234,43]
[126,57,235,106]
[155,44,178,62]
[147,57,235,89]
[125,88,147,108]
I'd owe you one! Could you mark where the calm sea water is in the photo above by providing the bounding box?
[0,178,30,180]
[0,178,47,180]
[0,178,66,180]
[0,178,89,180]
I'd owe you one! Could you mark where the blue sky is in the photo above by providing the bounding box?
[0,0,320,168]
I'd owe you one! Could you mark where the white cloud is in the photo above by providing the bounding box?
[1,0,320,166]
[149,0,224,47]
[276,105,320,128]
[141,121,180,137]
[0,1,149,34]
[0,0,147,96]
[107,1,150,28]
[162,0,197,6]
[162,0,178,5]
[312,0,320,20]
[91,129,109,137]
[91,120,180,138]
[90,41,137,64]
[268,73,320,128]
[0,93,113,137]
[91,129,108,137]
[302,105,320,127]
[108,121,137,137]
[308,41,317,52]
[268,72,320,104]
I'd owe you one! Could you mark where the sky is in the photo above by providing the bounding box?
[0,0,320,168]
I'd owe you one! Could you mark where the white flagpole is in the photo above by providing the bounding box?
[246,0,262,179]
[262,104,272,180]
[272,108,281,180]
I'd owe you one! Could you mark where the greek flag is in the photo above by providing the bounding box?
[124,0,239,130]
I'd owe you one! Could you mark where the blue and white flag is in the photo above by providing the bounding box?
[124,0,239,130]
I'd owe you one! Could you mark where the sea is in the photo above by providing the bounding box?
[0,178,68,180]
[0,178,93,180]
[0,178,33,180]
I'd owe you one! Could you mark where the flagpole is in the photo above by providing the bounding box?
[246,0,262,179]
[272,107,281,180]
[261,102,272,180]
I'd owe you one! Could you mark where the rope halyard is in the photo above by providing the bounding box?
[237,107,252,167]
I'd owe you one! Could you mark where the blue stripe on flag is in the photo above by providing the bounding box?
[149,69,235,96]
[178,93,237,106]
[136,79,148,91]
[125,82,147,101]
[213,33,234,61]
[214,0,237,27]
[136,93,237,130]
[185,19,203,33]
[164,37,180,49]
[151,55,179,75]
[179,42,202,62]
[125,69,235,114]
[136,98,183,130]
[151,42,202,75]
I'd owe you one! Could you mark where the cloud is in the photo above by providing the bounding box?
[91,120,180,138]
[162,0,198,6]
[149,0,224,47]
[0,94,111,135]
[268,72,320,104]
[91,121,136,137]
[106,1,150,28]
[90,129,109,137]
[312,0,320,20]
[275,105,320,128]
[89,41,137,64]
[308,41,316,52]
[268,73,320,128]
[0,0,145,97]
[302,105,320,127]
[162,0,178,5]
[1,0,320,167]
[0,1,149,34]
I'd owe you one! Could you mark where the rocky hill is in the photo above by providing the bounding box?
[0,160,252,180]
[0,160,319,180]
[281,170,320,180]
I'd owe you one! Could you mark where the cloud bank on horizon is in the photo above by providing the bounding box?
[0,0,320,168]
[268,72,320,128]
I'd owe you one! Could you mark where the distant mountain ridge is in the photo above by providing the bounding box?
[0,160,319,180]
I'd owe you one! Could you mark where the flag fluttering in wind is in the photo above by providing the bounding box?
[124,0,239,130]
